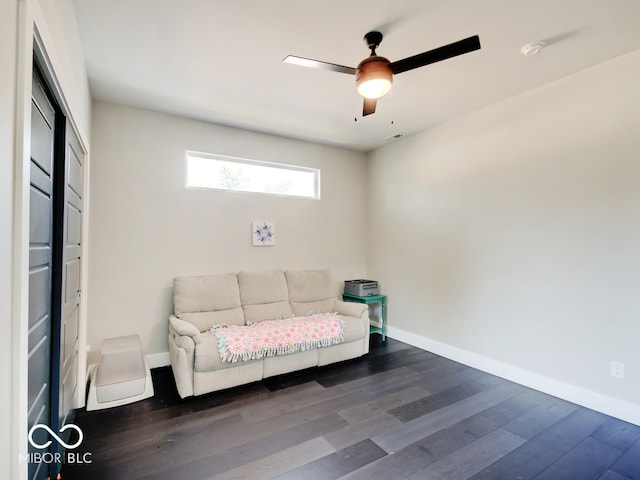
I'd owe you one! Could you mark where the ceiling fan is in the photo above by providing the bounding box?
[284,32,481,116]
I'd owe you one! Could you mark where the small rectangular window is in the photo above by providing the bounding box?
[185,151,320,199]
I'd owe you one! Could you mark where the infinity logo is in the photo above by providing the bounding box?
[28,424,84,450]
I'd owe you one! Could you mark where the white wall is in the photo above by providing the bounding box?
[87,102,368,364]
[367,49,640,423]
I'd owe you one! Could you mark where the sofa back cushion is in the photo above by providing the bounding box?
[238,270,293,323]
[285,269,336,315]
[178,309,245,332]
[242,302,293,324]
[173,274,244,331]
[238,269,289,304]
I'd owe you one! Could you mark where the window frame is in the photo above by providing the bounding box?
[185,150,321,200]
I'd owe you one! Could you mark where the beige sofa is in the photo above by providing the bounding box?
[168,269,370,398]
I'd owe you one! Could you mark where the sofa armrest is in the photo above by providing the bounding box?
[333,300,368,320]
[168,315,197,398]
[169,315,202,344]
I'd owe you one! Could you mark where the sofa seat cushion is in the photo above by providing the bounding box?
[212,314,345,363]
[194,333,262,372]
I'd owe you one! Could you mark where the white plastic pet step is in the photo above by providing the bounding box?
[86,335,154,411]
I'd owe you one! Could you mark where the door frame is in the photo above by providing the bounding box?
[12,2,90,478]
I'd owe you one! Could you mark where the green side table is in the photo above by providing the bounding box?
[342,293,387,341]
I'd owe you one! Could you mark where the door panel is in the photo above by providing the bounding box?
[63,307,79,364]
[28,69,55,480]
[28,267,50,327]
[58,125,82,431]
[64,260,80,303]
[28,57,83,480]
[67,205,81,245]
[29,99,54,174]
[28,188,51,244]
[68,144,83,199]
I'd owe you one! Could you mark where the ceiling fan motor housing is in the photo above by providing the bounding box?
[364,31,384,51]
[356,56,393,99]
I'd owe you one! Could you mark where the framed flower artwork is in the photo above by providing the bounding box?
[252,221,275,246]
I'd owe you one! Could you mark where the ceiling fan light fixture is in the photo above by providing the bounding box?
[356,56,393,99]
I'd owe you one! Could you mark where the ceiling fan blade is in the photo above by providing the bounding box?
[283,55,356,75]
[390,35,481,75]
[363,98,377,116]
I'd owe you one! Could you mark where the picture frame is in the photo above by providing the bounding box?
[252,220,275,246]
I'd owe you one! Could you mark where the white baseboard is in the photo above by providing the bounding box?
[146,351,171,369]
[387,325,640,427]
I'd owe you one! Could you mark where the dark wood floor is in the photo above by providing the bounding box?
[62,337,640,480]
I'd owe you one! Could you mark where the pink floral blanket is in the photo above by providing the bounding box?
[210,313,344,363]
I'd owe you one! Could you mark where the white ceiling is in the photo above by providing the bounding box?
[72,0,640,152]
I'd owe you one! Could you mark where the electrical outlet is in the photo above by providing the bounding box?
[610,361,625,379]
